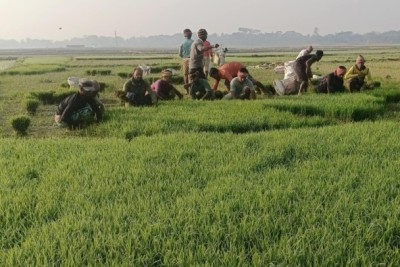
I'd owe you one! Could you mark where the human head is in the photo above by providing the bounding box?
[306,45,313,53]
[189,70,199,83]
[78,78,98,97]
[183,29,192,39]
[197,28,208,41]
[209,67,220,80]
[161,69,173,81]
[335,66,347,78]
[237,67,249,82]
[356,55,365,67]
[132,67,143,81]
[316,50,323,61]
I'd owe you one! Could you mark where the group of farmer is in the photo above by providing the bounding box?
[277,45,378,95]
[55,28,378,129]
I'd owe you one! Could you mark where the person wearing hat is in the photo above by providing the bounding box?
[120,67,157,106]
[293,50,324,95]
[316,66,347,94]
[151,69,183,100]
[55,78,104,129]
[179,29,194,90]
[189,28,219,79]
[344,55,374,92]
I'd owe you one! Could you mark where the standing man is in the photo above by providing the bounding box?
[189,28,219,79]
[203,39,213,78]
[179,29,194,92]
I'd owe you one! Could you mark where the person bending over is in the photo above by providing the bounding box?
[55,78,104,129]
[223,67,256,100]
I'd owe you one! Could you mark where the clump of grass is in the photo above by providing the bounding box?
[85,69,112,76]
[117,72,129,78]
[30,91,55,104]
[25,99,40,115]
[10,116,31,135]
[29,90,76,105]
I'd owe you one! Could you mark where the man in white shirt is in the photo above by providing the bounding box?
[296,45,313,59]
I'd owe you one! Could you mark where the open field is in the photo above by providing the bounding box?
[1,47,400,265]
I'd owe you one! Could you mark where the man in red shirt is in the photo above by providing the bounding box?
[202,40,213,78]
[209,62,274,96]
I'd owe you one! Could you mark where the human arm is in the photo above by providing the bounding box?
[172,86,183,99]
[212,79,220,91]
[178,44,183,58]
[200,80,213,100]
[58,94,79,123]
[344,66,358,80]
[326,74,334,94]
[305,56,318,78]
[239,80,255,99]
[145,81,158,104]
[88,98,104,122]
[198,42,219,53]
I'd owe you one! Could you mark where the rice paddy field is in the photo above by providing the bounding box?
[1,46,400,265]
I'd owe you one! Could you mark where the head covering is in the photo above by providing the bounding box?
[197,29,208,38]
[161,69,172,78]
[316,50,323,58]
[356,55,365,63]
[79,78,97,92]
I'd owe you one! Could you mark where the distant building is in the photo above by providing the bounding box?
[66,44,85,48]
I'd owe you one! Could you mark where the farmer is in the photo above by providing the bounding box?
[344,55,375,92]
[119,67,157,106]
[209,61,274,95]
[151,69,183,100]
[178,28,194,90]
[203,39,213,78]
[293,50,324,95]
[189,28,219,79]
[296,45,313,59]
[55,78,104,129]
[222,67,256,100]
[316,66,347,94]
[185,70,214,100]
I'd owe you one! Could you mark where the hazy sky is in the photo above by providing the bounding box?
[1,0,399,41]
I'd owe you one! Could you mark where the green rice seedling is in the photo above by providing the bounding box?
[0,65,66,76]
[117,72,129,78]
[10,115,30,135]
[29,91,56,105]
[1,122,400,265]
[25,98,40,115]
[266,94,385,121]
